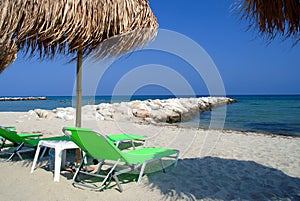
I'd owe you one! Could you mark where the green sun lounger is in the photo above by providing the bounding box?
[0,126,68,161]
[63,126,179,192]
[0,126,43,149]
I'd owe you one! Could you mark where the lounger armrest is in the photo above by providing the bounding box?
[107,134,146,142]
[18,133,43,138]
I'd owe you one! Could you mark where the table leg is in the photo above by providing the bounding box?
[31,144,42,173]
[54,148,62,182]
[61,149,67,168]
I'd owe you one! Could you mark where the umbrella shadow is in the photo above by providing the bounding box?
[146,157,300,200]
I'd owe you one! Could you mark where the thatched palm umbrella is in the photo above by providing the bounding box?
[0,0,158,128]
[235,0,299,45]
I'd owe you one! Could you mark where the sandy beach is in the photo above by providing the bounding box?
[1,112,300,201]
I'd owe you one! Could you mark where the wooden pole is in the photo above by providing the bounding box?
[75,47,83,164]
[76,47,83,128]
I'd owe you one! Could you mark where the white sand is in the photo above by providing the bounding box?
[1,112,300,200]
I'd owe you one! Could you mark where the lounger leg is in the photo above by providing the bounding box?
[72,154,86,183]
[96,160,105,174]
[39,146,48,159]
[112,175,123,192]
[82,151,87,164]
[137,162,147,184]
[131,141,135,150]
[115,141,120,147]
[99,159,120,187]
[7,142,24,161]
[174,151,179,167]
[160,159,166,173]
[16,152,23,160]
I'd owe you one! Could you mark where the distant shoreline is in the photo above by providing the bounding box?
[0,97,47,101]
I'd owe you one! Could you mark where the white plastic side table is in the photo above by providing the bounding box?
[31,140,78,182]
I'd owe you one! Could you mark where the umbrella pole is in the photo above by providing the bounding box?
[75,47,83,164]
[76,47,82,128]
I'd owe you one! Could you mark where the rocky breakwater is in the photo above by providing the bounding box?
[29,97,236,124]
[127,97,236,123]
[0,96,47,101]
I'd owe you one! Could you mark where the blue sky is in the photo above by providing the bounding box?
[0,1,299,96]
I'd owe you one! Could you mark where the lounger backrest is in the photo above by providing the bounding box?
[63,127,125,162]
[0,127,24,143]
[63,127,89,153]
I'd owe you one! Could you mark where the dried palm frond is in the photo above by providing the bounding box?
[0,0,158,72]
[0,37,17,73]
[234,0,299,45]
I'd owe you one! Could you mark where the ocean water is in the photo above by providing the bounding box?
[0,95,299,137]
[185,95,300,137]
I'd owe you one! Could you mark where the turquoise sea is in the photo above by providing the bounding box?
[189,95,300,137]
[0,95,299,137]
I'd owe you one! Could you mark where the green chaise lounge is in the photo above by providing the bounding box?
[0,126,68,161]
[63,126,179,192]
[0,126,42,150]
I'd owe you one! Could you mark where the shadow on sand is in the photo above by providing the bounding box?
[146,157,300,200]
[1,149,300,200]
